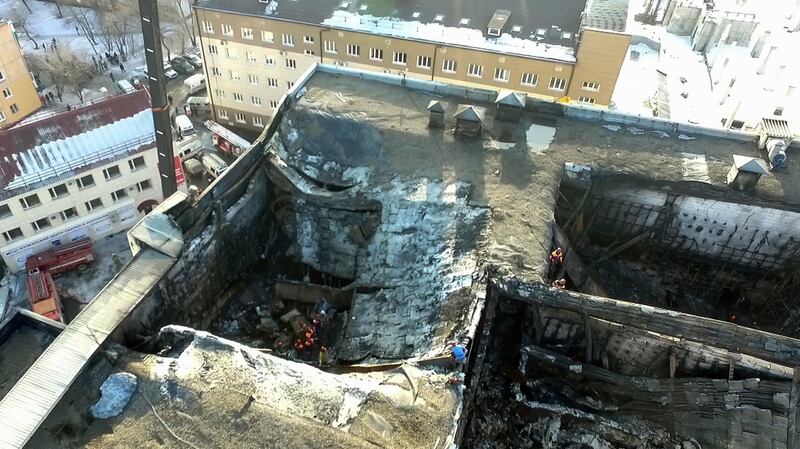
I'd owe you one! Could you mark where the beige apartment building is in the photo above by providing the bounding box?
[0,20,41,128]
[0,90,162,272]
[193,0,631,132]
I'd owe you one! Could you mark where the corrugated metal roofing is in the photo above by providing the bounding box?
[0,247,177,449]
[583,0,629,32]
[0,90,153,190]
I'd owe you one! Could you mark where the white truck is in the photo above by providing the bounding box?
[199,151,228,178]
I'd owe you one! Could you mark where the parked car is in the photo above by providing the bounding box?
[170,56,196,74]
[183,53,203,69]
[130,74,147,89]
[163,63,179,80]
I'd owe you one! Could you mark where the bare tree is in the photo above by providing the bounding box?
[97,1,139,61]
[28,48,94,102]
[159,1,187,60]
[68,6,100,55]
[10,6,38,49]
[20,0,32,13]
[174,0,197,47]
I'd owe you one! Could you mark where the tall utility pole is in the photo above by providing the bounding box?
[138,0,178,198]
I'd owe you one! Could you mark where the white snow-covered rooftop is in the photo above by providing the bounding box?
[321,11,578,62]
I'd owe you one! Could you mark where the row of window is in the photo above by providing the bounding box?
[214,89,280,109]
[217,108,265,128]
[205,41,601,93]
[0,157,147,221]
[1,179,153,243]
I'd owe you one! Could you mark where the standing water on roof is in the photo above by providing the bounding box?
[526,123,556,153]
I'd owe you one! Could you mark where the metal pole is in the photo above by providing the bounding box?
[139,0,178,198]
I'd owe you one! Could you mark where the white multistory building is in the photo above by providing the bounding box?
[0,90,163,272]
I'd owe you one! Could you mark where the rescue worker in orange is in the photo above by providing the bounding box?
[549,247,564,280]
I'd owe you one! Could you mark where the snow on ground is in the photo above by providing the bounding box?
[611,42,659,115]
[659,32,716,126]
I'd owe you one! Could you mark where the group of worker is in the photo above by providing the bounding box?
[549,247,568,289]
[293,315,328,366]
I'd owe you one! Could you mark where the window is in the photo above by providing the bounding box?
[208,44,218,55]
[0,70,4,82]
[225,47,236,59]
[578,96,596,104]
[369,48,383,61]
[85,198,103,212]
[0,111,5,123]
[128,156,146,171]
[229,71,240,81]
[111,188,128,202]
[521,73,538,86]
[221,24,233,36]
[549,77,566,90]
[218,109,229,119]
[304,49,316,56]
[235,112,246,123]
[265,56,275,66]
[270,100,279,108]
[581,81,600,91]
[0,204,11,219]
[262,30,274,42]
[282,33,294,46]
[467,64,483,78]
[60,207,78,221]
[76,174,95,189]
[774,107,784,116]
[459,18,470,25]
[241,27,253,39]
[246,51,256,62]
[493,67,510,82]
[434,14,445,22]
[202,21,213,33]
[324,40,337,53]
[103,165,121,180]
[2,88,11,98]
[417,55,432,69]
[253,116,264,127]
[285,58,297,69]
[233,92,243,102]
[215,89,225,99]
[48,183,69,199]
[19,194,41,209]
[136,180,152,192]
[267,78,278,87]
[442,59,457,73]
[3,227,23,242]
[347,44,360,57]
[211,67,222,77]
[31,217,51,231]
[287,81,294,89]
[304,35,314,44]
[10,104,18,114]
[562,32,572,39]
[392,51,407,65]
[248,74,259,85]
[251,96,262,106]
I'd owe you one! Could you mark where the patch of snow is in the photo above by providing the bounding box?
[264,0,278,15]
[322,11,575,62]
[652,130,671,138]
[681,152,710,182]
[342,166,371,184]
[678,134,696,140]
[526,123,556,153]
[484,140,516,151]
[603,124,622,132]
[90,372,138,419]
[611,42,659,116]
[286,127,299,144]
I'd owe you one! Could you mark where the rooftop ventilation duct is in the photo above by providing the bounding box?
[453,105,485,137]
[487,10,511,37]
[757,118,793,170]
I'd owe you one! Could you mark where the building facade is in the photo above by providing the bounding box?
[0,20,42,129]
[193,0,631,132]
[0,90,163,272]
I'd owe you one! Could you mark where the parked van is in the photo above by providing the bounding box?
[183,158,205,177]
[185,96,212,117]
[200,151,228,178]
[183,74,206,95]
[174,114,195,137]
[117,79,135,94]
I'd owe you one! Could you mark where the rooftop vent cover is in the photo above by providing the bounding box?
[488,10,511,37]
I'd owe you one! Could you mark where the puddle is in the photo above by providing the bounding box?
[526,123,556,153]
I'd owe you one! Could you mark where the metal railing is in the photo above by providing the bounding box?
[0,135,155,201]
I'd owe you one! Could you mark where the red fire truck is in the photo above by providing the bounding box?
[205,120,252,158]
[25,239,95,322]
